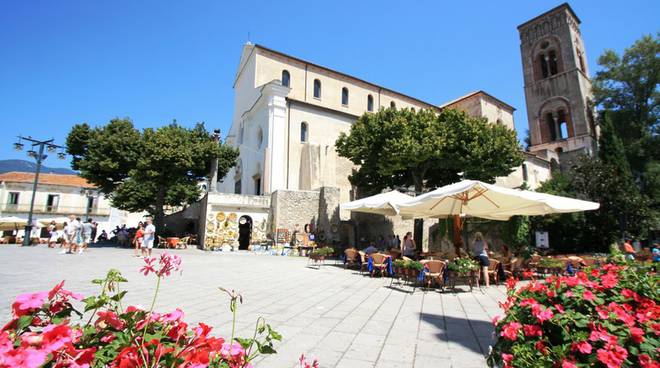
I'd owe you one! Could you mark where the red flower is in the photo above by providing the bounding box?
[523,324,542,337]
[561,360,578,368]
[600,273,618,289]
[0,347,48,368]
[597,344,628,368]
[505,277,517,291]
[532,306,554,323]
[639,354,660,368]
[96,311,125,330]
[535,340,548,355]
[140,257,157,276]
[40,323,73,352]
[571,340,592,354]
[12,292,48,317]
[630,327,644,344]
[502,353,513,368]
[582,290,595,301]
[500,322,521,341]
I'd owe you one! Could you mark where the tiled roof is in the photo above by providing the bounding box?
[0,172,95,188]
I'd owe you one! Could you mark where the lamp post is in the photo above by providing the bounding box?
[13,136,66,247]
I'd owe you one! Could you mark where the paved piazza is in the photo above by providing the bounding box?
[0,245,507,367]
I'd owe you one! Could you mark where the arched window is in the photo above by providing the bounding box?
[341,87,349,106]
[367,95,374,112]
[281,70,290,87]
[557,110,568,139]
[390,101,396,109]
[539,54,550,79]
[313,79,321,99]
[546,112,557,142]
[300,122,308,143]
[548,50,558,75]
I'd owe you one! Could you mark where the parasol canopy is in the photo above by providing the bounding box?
[340,190,414,216]
[396,180,599,220]
[0,216,28,231]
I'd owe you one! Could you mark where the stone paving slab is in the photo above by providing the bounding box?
[0,245,507,367]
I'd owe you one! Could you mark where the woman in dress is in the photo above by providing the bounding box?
[133,224,144,257]
[473,232,490,287]
[402,232,416,258]
[47,221,58,248]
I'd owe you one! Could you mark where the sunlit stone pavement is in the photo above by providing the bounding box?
[0,245,508,367]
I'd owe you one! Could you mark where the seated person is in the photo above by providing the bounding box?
[363,243,378,254]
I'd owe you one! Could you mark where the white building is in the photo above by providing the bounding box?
[0,171,143,238]
[218,43,549,204]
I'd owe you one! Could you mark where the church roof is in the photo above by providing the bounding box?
[252,44,441,111]
[517,3,581,30]
[439,90,516,112]
[0,172,95,188]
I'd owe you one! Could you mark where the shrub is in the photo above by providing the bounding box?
[487,263,659,368]
[447,257,480,275]
[311,246,334,258]
[0,253,301,368]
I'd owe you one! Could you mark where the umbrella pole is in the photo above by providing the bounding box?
[453,215,464,256]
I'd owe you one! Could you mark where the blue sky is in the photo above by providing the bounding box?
[1,1,658,169]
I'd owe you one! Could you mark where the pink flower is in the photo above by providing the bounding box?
[639,354,660,368]
[571,340,592,354]
[500,322,521,341]
[597,344,628,368]
[140,257,157,276]
[600,273,618,289]
[534,307,554,323]
[523,324,542,337]
[502,353,514,368]
[564,290,574,298]
[561,360,578,368]
[1,347,48,368]
[630,327,644,344]
[161,308,184,323]
[491,315,500,326]
[582,290,595,301]
[12,292,48,317]
[96,311,125,330]
[40,323,73,352]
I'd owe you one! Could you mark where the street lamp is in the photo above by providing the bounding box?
[12,136,66,247]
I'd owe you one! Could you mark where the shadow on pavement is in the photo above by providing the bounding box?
[420,312,494,356]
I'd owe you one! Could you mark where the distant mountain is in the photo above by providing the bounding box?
[0,159,77,175]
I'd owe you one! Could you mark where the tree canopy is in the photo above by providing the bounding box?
[66,119,239,232]
[335,107,524,195]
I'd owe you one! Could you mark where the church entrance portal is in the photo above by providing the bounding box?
[238,216,252,250]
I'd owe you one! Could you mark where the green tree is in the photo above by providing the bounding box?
[336,108,524,193]
[336,107,524,252]
[592,33,659,216]
[67,119,239,232]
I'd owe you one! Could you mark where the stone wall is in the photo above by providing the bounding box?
[270,189,320,236]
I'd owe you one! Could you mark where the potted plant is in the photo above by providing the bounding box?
[310,246,334,262]
[393,259,406,275]
[407,261,424,279]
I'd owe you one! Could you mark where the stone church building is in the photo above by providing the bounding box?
[188,3,593,252]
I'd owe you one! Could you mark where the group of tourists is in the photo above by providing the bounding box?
[362,232,417,257]
[46,215,96,254]
[130,217,156,258]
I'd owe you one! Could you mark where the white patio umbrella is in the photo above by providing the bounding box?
[340,190,414,216]
[0,216,28,231]
[396,180,599,220]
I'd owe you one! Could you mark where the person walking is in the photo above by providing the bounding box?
[47,221,58,248]
[623,239,636,260]
[81,219,94,254]
[402,232,416,258]
[90,220,98,243]
[472,232,490,288]
[142,217,156,257]
[133,223,144,257]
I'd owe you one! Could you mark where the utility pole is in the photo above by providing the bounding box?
[13,136,66,247]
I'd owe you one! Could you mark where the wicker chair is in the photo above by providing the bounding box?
[344,248,359,269]
[358,251,369,275]
[370,253,390,277]
[422,260,446,290]
[487,259,501,285]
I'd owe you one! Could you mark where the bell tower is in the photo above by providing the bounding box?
[518,3,597,164]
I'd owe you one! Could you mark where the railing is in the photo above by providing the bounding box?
[0,203,111,216]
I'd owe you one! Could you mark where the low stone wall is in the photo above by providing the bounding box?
[270,189,320,235]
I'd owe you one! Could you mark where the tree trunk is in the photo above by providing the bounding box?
[153,186,166,237]
[453,215,464,256]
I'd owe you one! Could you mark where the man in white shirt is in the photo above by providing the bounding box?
[81,219,94,254]
[63,215,80,254]
[142,217,156,257]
